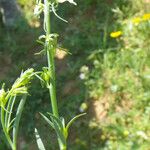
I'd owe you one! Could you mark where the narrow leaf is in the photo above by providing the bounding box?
[47,112,63,130]
[34,73,45,82]
[66,113,86,131]
[40,113,54,129]
[52,118,66,146]
[51,3,68,23]
[34,49,46,55]
[35,128,46,150]
[36,40,45,45]
[7,117,16,132]
[13,95,27,146]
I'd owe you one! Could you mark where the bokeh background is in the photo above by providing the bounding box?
[0,0,150,149]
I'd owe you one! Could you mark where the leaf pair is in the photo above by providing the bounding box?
[35,113,86,150]
[35,34,58,57]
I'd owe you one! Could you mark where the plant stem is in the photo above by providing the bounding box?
[1,107,14,149]
[59,142,67,150]
[6,96,16,130]
[44,0,66,149]
[5,96,13,126]
[13,94,27,150]
[44,0,59,118]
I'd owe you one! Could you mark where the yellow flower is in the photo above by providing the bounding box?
[123,130,129,137]
[110,31,122,38]
[142,13,150,21]
[132,17,141,25]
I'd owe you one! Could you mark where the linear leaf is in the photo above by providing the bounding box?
[52,118,66,146]
[66,113,86,131]
[13,95,27,146]
[35,128,46,150]
[40,113,54,129]
[47,112,63,130]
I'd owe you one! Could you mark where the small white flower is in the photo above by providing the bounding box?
[79,73,85,80]
[128,22,133,31]
[110,85,118,93]
[58,0,77,5]
[136,131,148,140]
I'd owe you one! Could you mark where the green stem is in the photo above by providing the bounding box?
[59,141,67,150]
[44,0,59,118]
[13,95,27,150]
[4,92,14,126]
[5,96,13,126]
[1,107,14,149]
[44,0,66,149]
[6,96,16,130]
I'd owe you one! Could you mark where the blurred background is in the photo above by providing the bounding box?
[0,0,150,149]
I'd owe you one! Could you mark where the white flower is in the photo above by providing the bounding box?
[110,85,118,93]
[136,131,148,140]
[79,73,85,80]
[58,0,77,5]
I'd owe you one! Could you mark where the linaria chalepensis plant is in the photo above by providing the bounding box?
[34,0,85,150]
[0,0,85,150]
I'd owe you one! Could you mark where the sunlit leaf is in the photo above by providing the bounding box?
[35,128,46,150]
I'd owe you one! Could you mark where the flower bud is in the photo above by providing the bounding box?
[0,88,6,107]
[12,68,34,89]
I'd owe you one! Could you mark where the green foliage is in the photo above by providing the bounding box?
[39,112,85,150]
[80,0,150,149]
[0,69,34,150]
[0,0,150,149]
[33,1,86,149]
